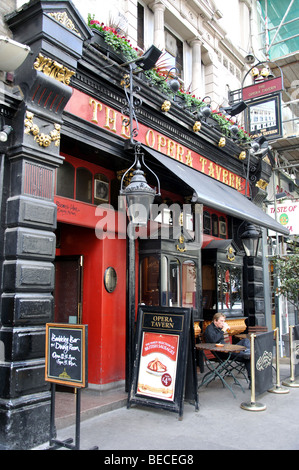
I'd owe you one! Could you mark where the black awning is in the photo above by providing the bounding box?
[142,146,289,236]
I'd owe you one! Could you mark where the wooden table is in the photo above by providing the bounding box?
[196,343,247,398]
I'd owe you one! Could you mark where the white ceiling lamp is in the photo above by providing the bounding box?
[0,36,31,72]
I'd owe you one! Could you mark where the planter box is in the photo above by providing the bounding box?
[90,29,127,64]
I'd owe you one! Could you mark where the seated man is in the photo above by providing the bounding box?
[205,312,229,344]
[204,313,251,382]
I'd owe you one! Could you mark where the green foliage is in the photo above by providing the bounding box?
[87,14,252,143]
[273,239,299,313]
[88,14,139,61]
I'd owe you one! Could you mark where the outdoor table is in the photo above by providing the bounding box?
[196,343,247,398]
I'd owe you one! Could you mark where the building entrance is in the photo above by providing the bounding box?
[54,255,83,324]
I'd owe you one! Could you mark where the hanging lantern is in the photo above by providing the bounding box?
[240,223,261,257]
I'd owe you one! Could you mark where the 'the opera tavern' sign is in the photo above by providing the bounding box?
[65,88,246,194]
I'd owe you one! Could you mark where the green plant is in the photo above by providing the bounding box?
[87,14,252,143]
[273,238,299,320]
[88,14,139,61]
[211,111,251,143]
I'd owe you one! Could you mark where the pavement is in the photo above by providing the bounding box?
[33,358,299,452]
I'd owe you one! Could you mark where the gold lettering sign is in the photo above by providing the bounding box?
[65,90,247,194]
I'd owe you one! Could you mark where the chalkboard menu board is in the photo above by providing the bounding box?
[128,306,198,418]
[45,323,88,388]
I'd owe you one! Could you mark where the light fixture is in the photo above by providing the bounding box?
[245,48,255,64]
[275,191,287,200]
[229,124,239,139]
[194,96,212,121]
[157,67,180,96]
[134,45,162,71]
[0,36,31,72]
[220,101,247,117]
[120,144,160,226]
[0,125,13,142]
[239,222,261,257]
[120,45,162,72]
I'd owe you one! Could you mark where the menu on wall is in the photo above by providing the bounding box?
[45,323,88,388]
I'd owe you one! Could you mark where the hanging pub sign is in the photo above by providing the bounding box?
[128,305,198,419]
[45,323,88,388]
[245,92,282,140]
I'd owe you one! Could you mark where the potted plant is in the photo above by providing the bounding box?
[88,14,139,63]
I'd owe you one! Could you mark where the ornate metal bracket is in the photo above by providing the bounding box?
[120,64,142,147]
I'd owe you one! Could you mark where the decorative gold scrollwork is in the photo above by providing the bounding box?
[176,235,186,252]
[24,111,61,148]
[34,53,75,85]
[161,100,171,112]
[226,245,235,262]
[256,179,268,190]
[47,12,81,36]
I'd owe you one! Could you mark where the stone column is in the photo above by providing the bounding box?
[190,37,203,98]
[151,1,166,50]
[1,0,91,449]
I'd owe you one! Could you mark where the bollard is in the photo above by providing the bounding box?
[282,325,299,388]
[268,328,289,394]
[240,334,266,411]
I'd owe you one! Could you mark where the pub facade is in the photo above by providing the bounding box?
[0,0,288,449]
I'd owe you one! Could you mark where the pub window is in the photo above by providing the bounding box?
[137,2,144,51]
[56,161,75,199]
[203,211,211,234]
[161,256,168,306]
[94,173,109,204]
[217,265,242,312]
[182,260,197,308]
[140,256,160,306]
[219,216,227,239]
[169,258,180,307]
[164,28,184,79]
[212,214,219,237]
[76,167,92,203]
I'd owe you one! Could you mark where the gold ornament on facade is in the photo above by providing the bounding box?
[34,53,75,85]
[218,137,226,147]
[260,67,270,77]
[251,67,259,78]
[193,121,201,132]
[120,74,130,88]
[161,100,171,112]
[176,234,186,252]
[226,245,235,262]
[24,111,61,148]
[239,151,246,160]
[47,12,81,36]
[256,179,268,190]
